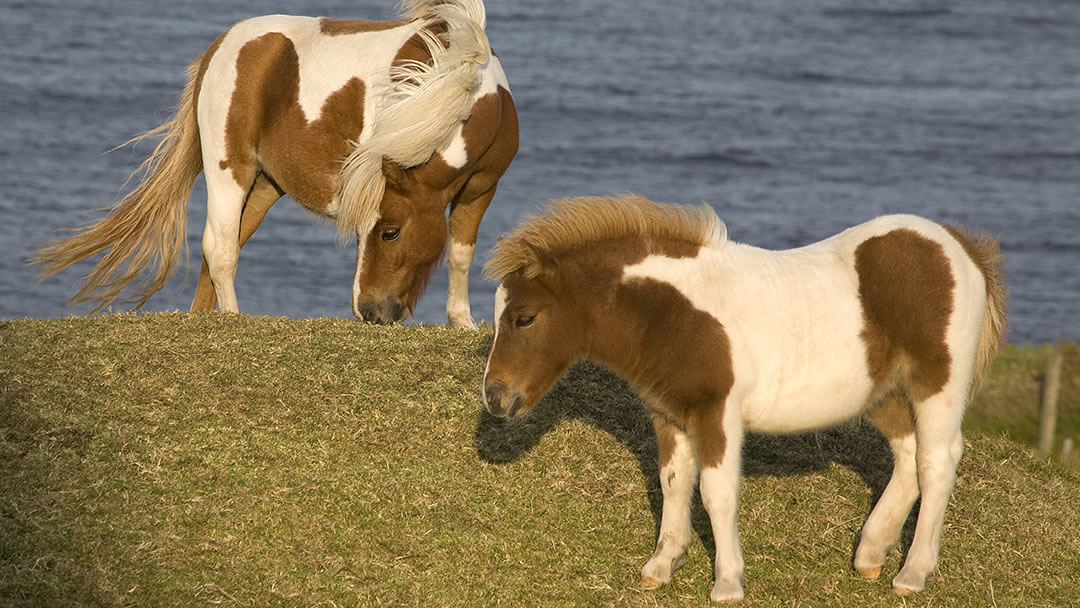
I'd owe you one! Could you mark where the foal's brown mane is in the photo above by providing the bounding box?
[484,194,727,280]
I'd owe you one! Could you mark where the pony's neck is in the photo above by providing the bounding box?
[579,271,676,398]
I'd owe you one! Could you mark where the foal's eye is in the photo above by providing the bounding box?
[515,314,536,328]
[381,227,401,241]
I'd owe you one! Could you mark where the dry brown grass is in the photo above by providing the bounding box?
[1,313,1078,607]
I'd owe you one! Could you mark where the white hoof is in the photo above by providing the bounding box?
[640,551,687,589]
[710,578,744,603]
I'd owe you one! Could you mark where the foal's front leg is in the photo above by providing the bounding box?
[641,413,698,589]
[694,415,745,602]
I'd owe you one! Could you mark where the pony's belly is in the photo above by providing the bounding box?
[742,375,875,434]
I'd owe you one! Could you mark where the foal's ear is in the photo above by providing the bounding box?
[521,244,555,280]
[381,155,409,189]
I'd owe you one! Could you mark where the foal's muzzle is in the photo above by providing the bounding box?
[354,296,408,325]
[483,380,523,418]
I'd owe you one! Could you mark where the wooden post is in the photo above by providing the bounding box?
[1061,438,1075,467]
[1037,343,1064,458]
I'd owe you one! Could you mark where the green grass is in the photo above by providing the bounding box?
[1,313,1078,607]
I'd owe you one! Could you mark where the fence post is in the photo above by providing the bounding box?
[1037,342,1064,458]
[1062,438,1075,466]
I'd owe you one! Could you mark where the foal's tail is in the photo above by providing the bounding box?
[948,226,1009,393]
[32,56,205,312]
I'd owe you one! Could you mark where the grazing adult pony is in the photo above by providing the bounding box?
[33,0,517,327]
[481,195,1007,602]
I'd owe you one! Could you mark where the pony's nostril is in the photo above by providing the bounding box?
[485,382,506,416]
[387,297,407,323]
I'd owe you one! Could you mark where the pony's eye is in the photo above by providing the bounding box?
[515,314,536,328]
[381,227,401,241]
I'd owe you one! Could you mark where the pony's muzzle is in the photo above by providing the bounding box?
[483,380,522,418]
[354,296,408,325]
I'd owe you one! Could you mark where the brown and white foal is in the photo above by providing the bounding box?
[482,194,1006,601]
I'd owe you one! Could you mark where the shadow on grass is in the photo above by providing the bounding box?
[473,359,919,570]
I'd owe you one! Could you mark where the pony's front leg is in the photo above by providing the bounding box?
[694,414,745,603]
[641,413,698,589]
[446,185,497,328]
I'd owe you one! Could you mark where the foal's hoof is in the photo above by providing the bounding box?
[640,575,665,590]
[892,585,919,596]
[709,579,744,603]
[855,566,882,581]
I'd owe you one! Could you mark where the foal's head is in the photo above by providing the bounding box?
[481,194,725,418]
[482,265,589,418]
[352,159,449,324]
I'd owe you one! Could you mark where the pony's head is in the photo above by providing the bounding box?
[481,194,726,417]
[351,157,448,324]
[338,1,491,323]
[482,261,591,418]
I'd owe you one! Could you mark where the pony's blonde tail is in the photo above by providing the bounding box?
[33,56,205,312]
[947,226,1009,393]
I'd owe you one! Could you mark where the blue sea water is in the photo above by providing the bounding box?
[1,0,1077,344]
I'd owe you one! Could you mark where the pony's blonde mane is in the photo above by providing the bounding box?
[484,194,728,281]
[336,0,489,241]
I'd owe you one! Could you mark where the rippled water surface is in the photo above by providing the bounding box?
[2,0,1077,343]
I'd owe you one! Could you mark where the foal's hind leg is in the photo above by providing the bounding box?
[641,413,697,589]
[192,174,282,311]
[854,394,920,581]
[891,388,967,594]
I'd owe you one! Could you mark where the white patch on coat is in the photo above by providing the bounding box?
[446,239,476,326]
[351,223,377,319]
[620,214,978,435]
[434,54,510,169]
[482,283,508,402]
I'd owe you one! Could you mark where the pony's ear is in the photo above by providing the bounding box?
[381,155,409,189]
[521,244,554,280]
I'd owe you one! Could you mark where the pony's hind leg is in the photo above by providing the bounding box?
[891,388,967,594]
[200,167,249,313]
[641,412,698,589]
[854,393,920,581]
[191,174,282,311]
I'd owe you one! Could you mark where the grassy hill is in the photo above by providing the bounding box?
[1,313,1078,607]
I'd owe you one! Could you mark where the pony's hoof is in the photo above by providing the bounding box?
[449,317,478,330]
[640,575,665,590]
[856,566,882,581]
[892,584,920,596]
[709,579,744,603]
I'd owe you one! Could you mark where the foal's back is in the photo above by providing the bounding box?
[624,214,991,433]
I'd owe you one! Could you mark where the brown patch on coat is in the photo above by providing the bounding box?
[651,411,683,472]
[446,86,520,247]
[866,392,915,441]
[605,277,734,468]
[319,18,401,36]
[218,33,366,213]
[855,229,955,399]
[486,225,733,468]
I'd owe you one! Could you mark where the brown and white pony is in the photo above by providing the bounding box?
[481,195,1007,601]
[33,0,517,327]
